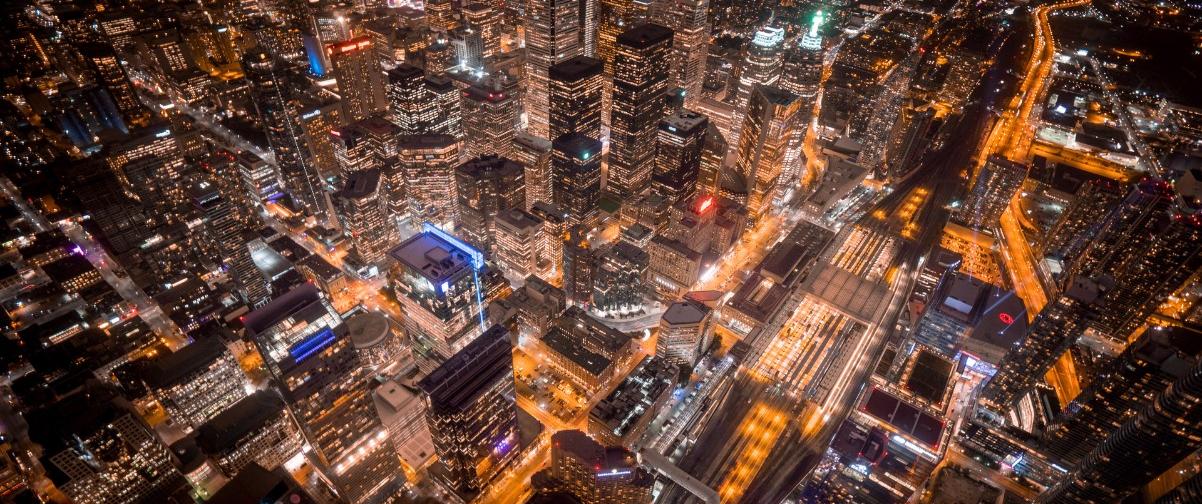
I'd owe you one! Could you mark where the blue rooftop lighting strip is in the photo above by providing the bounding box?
[289,327,337,363]
[422,222,485,270]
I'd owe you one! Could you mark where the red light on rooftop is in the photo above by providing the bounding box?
[697,195,715,214]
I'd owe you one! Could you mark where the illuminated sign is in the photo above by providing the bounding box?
[998,312,1015,325]
[155,129,171,138]
[290,327,337,363]
[302,109,322,119]
[597,468,633,478]
[697,195,715,214]
[329,37,372,55]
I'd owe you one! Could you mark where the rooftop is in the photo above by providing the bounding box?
[661,299,711,326]
[549,56,604,82]
[242,283,323,336]
[389,230,476,283]
[543,326,613,377]
[616,23,673,50]
[418,324,512,413]
[194,390,286,453]
[144,337,229,389]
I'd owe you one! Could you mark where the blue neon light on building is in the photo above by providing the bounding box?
[422,222,487,332]
[289,327,337,363]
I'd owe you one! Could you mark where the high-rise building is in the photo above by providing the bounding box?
[652,110,707,204]
[389,225,501,372]
[334,169,397,264]
[524,0,583,138]
[243,49,327,220]
[532,201,568,281]
[549,56,605,140]
[495,207,546,281]
[1043,326,1202,466]
[104,124,187,218]
[544,430,654,504]
[331,116,400,179]
[609,24,673,197]
[328,37,387,123]
[418,324,519,493]
[592,242,649,316]
[981,180,1202,409]
[372,379,437,471]
[345,311,406,369]
[455,155,527,253]
[462,81,520,159]
[1037,342,1202,503]
[28,386,188,504]
[194,390,304,477]
[144,337,248,431]
[780,11,824,100]
[1042,179,1126,283]
[957,155,1027,230]
[733,26,785,129]
[398,134,461,230]
[563,224,596,307]
[463,3,501,60]
[513,133,555,209]
[656,0,709,108]
[425,0,458,33]
[189,179,245,268]
[551,133,603,225]
[698,121,727,196]
[386,63,440,134]
[77,42,149,128]
[733,85,800,223]
[425,74,464,139]
[657,298,712,367]
[244,285,400,503]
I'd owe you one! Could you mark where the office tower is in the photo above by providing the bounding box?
[884,104,935,181]
[524,0,583,138]
[389,225,500,372]
[28,386,188,504]
[495,208,546,281]
[243,49,327,220]
[194,390,304,477]
[549,56,605,140]
[1043,326,1202,466]
[580,0,599,57]
[982,181,1202,409]
[1042,179,1126,281]
[189,179,243,268]
[207,463,318,504]
[545,430,654,504]
[294,98,343,181]
[418,324,519,493]
[462,81,519,159]
[334,169,397,264]
[657,0,709,107]
[198,151,257,224]
[76,42,149,128]
[425,0,458,32]
[551,133,603,225]
[733,26,785,126]
[244,285,400,503]
[532,201,568,280]
[105,125,187,218]
[609,24,673,197]
[563,224,596,307]
[330,116,408,225]
[658,298,712,367]
[513,133,555,209]
[237,150,283,205]
[733,85,800,223]
[698,121,727,195]
[455,155,527,253]
[1037,348,1202,503]
[144,338,248,431]
[596,0,646,105]
[398,134,460,231]
[387,63,442,134]
[957,155,1027,230]
[456,26,487,70]
[372,380,437,471]
[328,37,387,123]
[652,110,707,204]
[592,242,649,316]
[780,11,824,100]
[463,3,501,60]
[425,74,464,139]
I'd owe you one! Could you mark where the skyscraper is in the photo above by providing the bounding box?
[563,224,596,307]
[244,285,400,503]
[656,0,709,108]
[698,121,728,196]
[544,430,654,503]
[77,41,149,128]
[657,298,713,367]
[495,208,547,281]
[463,3,501,60]
[144,337,248,431]
[957,155,1027,230]
[398,134,461,231]
[549,56,605,140]
[334,169,397,264]
[524,0,583,138]
[387,63,441,134]
[609,24,673,197]
[462,80,520,159]
[419,324,519,493]
[551,133,603,225]
[513,132,555,208]
[652,110,708,204]
[732,26,785,132]
[455,155,527,253]
[733,85,800,224]
[328,37,387,123]
[780,11,825,100]
[592,242,649,317]
[243,48,327,220]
